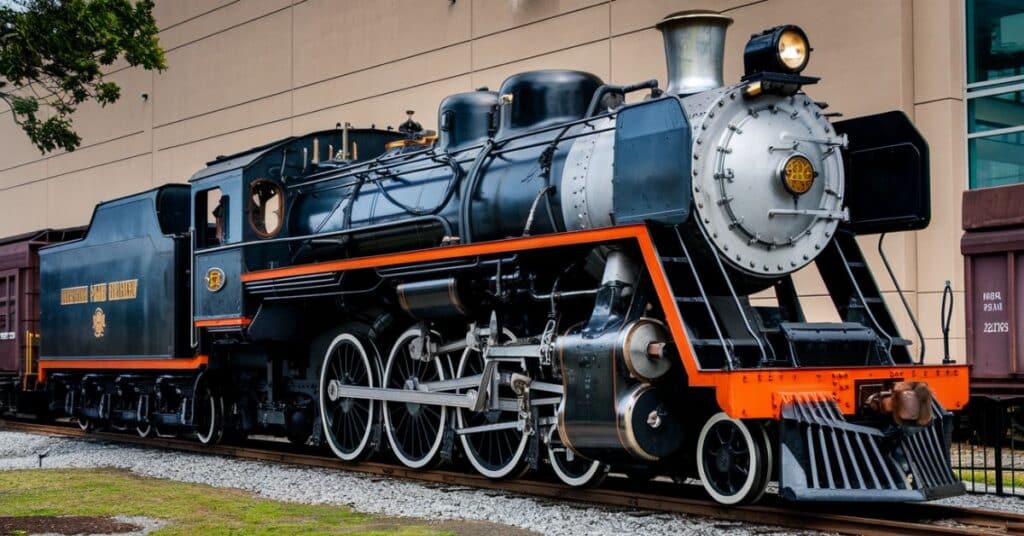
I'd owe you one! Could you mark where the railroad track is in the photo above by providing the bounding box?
[3,419,1023,536]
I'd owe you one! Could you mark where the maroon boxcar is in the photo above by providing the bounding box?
[962,227,1024,397]
[0,228,84,410]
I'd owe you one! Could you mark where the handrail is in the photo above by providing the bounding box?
[23,331,39,390]
[832,238,897,365]
[695,223,771,367]
[673,226,734,369]
[878,233,926,364]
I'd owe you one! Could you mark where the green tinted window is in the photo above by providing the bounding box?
[967,0,1024,189]
[968,0,1024,85]
[969,132,1024,189]
[968,89,1024,133]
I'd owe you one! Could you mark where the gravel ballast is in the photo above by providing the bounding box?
[0,431,794,536]
[3,430,1024,534]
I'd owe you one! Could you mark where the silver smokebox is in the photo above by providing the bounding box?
[656,11,733,95]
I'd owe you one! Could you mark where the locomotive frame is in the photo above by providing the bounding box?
[5,10,972,506]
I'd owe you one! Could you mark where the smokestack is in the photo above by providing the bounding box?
[656,11,733,95]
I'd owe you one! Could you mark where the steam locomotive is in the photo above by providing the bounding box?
[10,11,970,504]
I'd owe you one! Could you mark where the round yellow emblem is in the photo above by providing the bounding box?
[206,267,226,292]
[781,154,815,195]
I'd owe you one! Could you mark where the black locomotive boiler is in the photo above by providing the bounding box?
[26,11,970,505]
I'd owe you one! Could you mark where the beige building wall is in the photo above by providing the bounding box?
[0,0,966,362]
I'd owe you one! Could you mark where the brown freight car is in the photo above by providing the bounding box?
[961,184,1024,441]
[0,228,85,413]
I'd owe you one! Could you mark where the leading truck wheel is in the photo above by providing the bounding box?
[319,332,377,462]
[547,426,607,487]
[696,412,771,505]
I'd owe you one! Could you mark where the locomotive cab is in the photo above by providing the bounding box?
[189,128,404,329]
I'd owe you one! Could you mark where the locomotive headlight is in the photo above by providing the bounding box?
[744,25,811,76]
[777,29,809,71]
[780,154,815,195]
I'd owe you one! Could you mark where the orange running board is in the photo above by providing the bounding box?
[37,355,209,382]
[194,317,252,328]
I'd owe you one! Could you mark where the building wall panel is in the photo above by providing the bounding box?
[0,161,46,192]
[0,113,47,172]
[472,0,608,37]
[472,41,610,93]
[45,154,153,229]
[915,98,966,294]
[46,132,150,179]
[291,0,470,89]
[471,4,610,71]
[0,181,47,232]
[156,0,289,51]
[153,9,293,126]
[913,0,964,104]
[66,68,152,149]
[292,76,474,136]
[292,44,472,118]
[610,0,755,35]
[153,92,292,155]
[152,0,236,31]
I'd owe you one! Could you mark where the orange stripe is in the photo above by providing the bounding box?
[194,317,252,328]
[239,223,970,419]
[37,355,209,382]
[242,225,646,282]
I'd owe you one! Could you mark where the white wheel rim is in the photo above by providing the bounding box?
[696,412,762,505]
[78,418,90,431]
[383,329,446,469]
[456,330,529,479]
[319,333,376,462]
[196,391,219,444]
[137,424,151,438]
[548,437,604,487]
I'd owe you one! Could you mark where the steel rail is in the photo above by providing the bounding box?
[3,419,1022,536]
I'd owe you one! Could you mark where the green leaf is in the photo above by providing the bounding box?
[0,0,166,153]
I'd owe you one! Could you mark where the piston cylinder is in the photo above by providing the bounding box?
[396,278,470,320]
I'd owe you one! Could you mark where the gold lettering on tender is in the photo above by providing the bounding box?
[60,286,89,305]
[90,283,107,303]
[108,279,138,301]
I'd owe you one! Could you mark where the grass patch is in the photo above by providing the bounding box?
[956,468,1024,489]
[0,468,451,535]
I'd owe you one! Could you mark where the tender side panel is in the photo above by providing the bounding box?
[40,190,191,360]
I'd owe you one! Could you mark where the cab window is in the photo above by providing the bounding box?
[248,179,284,238]
[197,187,225,248]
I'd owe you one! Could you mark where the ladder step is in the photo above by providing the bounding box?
[676,296,706,304]
[846,261,868,268]
[661,256,690,265]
